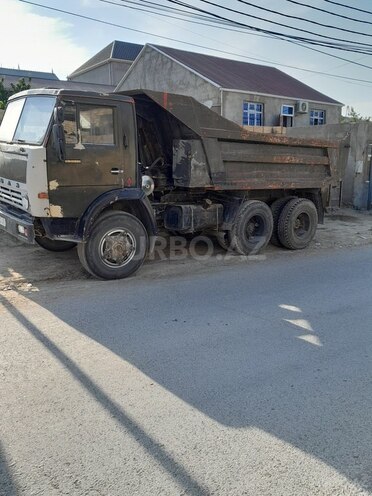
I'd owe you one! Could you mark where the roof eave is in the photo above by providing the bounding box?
[220,87,343,106]
[68,57,132,80]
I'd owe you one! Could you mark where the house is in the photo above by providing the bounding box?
[0,67,117,125]
[68,40,143,86]
[0,67,59,89]
[0,67,116,98]
[115,44,342,128]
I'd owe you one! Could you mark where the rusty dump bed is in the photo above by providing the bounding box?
[121,90,344,191]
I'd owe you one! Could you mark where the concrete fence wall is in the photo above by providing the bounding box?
[287,122,372,210]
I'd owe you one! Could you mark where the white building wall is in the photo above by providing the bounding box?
[222,90,341,127]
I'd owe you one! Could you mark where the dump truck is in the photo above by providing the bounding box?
[0,88,344,279]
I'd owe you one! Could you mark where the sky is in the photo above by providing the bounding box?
[2,0,372,117]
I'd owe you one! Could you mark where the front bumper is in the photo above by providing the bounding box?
[0,202,35,244]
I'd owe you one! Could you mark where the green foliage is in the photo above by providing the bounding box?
[10,78,31,94]
[0,77,31,109]
[0,79,8,108]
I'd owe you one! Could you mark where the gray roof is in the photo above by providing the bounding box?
[69,41,143,78]
[0,67,59,80]
[153,45,341,105]
[0,74,113,93]
[112,41,143,61]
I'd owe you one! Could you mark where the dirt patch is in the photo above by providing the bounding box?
[326,214,365,223]
[314,209,372,250]
[0,208,371,291]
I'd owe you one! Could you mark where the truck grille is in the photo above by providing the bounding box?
[0,184,24,208]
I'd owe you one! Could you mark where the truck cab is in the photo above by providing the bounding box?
[0,89,157,279]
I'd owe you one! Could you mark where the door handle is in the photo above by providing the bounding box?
[111,168,124,175]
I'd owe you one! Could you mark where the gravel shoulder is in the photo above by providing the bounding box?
[0,208,371,292]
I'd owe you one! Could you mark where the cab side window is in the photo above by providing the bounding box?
[79,105,115,145]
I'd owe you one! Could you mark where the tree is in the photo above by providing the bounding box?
[0,79,8,110]
[0,77,31,109]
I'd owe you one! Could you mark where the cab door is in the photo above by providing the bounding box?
[47,98,134,217]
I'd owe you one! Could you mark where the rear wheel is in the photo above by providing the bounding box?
[229,200,273,255]
[35,237,77,252]
[77,211,148,280]
[278,198,318,250]
[216,231,230,251]
[270,196,296,247]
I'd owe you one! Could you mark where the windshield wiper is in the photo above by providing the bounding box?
[16,139,26,143]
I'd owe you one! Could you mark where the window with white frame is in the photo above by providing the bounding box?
[280,104,295,127]
[281,105,294,117]
[310,110,326,126]
[243,102,263,126]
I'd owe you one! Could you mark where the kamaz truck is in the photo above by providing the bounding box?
[0,88,344,279]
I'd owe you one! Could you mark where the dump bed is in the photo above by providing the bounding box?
[121,90,345,191]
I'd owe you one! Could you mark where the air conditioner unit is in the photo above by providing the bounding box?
[296,100,309,113]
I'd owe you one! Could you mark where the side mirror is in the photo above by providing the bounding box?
[52,123,65,162]
[54,105,64,124]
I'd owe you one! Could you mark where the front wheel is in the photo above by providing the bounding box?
[77,212,148,280]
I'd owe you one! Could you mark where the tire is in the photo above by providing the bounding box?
[229,200,273,255]
[278,198,318,250]
[216,231,231,251]
[77,212,148,280]
[35,237,77,252]
[270,196,296,247]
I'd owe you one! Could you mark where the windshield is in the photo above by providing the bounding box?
[0,96,56,145]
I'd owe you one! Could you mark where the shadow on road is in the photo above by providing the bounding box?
[2,247,372,493]
[0,294,209,496]
[0,441,18,496]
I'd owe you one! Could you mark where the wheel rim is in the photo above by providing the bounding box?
[99,228,136,268]
[294,213,310,238]
[245,215,266,241]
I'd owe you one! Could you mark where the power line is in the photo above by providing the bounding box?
[284,0,372,24]
[159,0,372,73]
[19,0,248,51]
[236,0,372,32]
[18,0,372,87]
[104,0,372,85]
[198,0,372,43]
[110,0,372,77]
[323,0,372,16]
[164,0,372,55]
[111,0,372,70]
[109,0,372,62]
[100,0,250,30]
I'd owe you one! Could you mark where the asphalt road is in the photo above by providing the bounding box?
[1,245,372,495]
